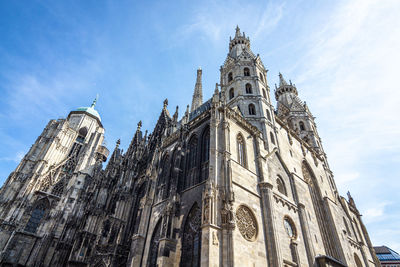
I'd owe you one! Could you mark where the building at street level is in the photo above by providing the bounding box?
[0,27,380,267]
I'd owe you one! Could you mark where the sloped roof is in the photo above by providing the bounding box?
[374,246,400,262]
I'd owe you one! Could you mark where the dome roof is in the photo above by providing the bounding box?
[75,97,101,121]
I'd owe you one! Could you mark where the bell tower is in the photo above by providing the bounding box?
[220,26,277,150]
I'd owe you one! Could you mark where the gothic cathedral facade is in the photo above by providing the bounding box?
[0,27,380,267]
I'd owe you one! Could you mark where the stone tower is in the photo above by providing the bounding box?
[0,98,108,265]
[0,28,380,267]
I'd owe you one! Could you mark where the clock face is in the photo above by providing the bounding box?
[284,218,296,238]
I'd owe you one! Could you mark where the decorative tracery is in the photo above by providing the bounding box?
[236,205,257,241]
[180,204,202,267]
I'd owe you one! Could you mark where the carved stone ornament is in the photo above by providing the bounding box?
[236,205,258,241]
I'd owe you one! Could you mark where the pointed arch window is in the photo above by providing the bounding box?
[260,73,264,82]
[299,121,305,131]
[200,127,210,181]
[157,155,170,200]
[248,104,256,115]
[228,72,233,82]
[229,88,234,100]
[25,198,49,233]
[245,83,252,94]
[186,136,198,188]
[270,132,275,145]
[51,178,65,197]
[180,204,202,267]
[354,253,363,267]
[237,134,246,167]
[276,176,287,196]
[343,217,352,236]
[266,109,271,121]
[244,68,250,76]
[262,88,267,98]
[147,220,162,267]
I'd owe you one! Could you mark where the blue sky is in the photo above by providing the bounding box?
[1,0,399,251]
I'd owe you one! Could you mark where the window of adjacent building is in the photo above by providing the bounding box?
[245,83,252,94]
[244,68,250,76]
[266,109,271,121]
[277,176,287,196]
[229,88,234,100]
[237,134,246,167]
[270,132,275,145]
[248,104,256,115]
[228,72,233,82]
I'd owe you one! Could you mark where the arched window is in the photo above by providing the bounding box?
[276,176,287,196]
[284,217,297,239]
[229,88,234,100]
[228,72,233,82]
[200,127,210,181]
[51,179,65,197]
[244,68,250,76]
[266,109,271,121]
[180,203,202,267]
[25,198,49,233]
[132,182,147,233]
[147,220,162,267]
[245,83,252,94]
[259,73,264,82]
[302,161,338,258]
[343,217,351,236]
[354,253,363,267]
[186,136,198,188]
[270,132,275,145]
[299,121,305,131]
[157,155,170,200]
[262,88,267,98]
[237,134,246,167]
[248,104,256,115]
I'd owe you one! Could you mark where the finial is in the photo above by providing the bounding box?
[137,121,142,131]
[278,72,288,86]
[235,25,241,37]
[163,99,168,109]
[91,94,99,108]
[116,139,121,148]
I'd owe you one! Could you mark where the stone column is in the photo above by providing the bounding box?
[259,182,282,267]
[298,203,316,266]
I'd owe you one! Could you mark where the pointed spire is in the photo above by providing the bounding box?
[235,25,241,37]
[279,73,288,86]
[91,94,99,108]
[191,68,203,112]
[137,121,142,131]
[163,99,168,110]
[116,139,121,148]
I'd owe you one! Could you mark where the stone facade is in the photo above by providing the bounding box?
[0,27,380,267]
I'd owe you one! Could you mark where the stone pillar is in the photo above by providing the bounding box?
[259,182,282,267]
[298,203,316,266]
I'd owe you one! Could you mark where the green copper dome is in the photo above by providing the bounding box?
[75,97,101,121]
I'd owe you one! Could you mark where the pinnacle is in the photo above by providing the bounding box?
[279,73,288,87]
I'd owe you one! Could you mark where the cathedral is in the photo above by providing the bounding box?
[0,27,380,267]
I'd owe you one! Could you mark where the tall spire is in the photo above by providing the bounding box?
[235,25,241,37]
[191,67,203,112]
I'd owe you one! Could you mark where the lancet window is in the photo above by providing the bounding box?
[147,220,162,267]
[276,176,287,196]
[180,203,202,267]
[245,83,252,94]
[228,72,233,82]
[186,136,198,188]
[229,88,234,100]
[25,198,49,233]
[248,104,256,115]
[270,132,275,145]
[244,67,250,76]
[200,127,210,182]
[237,134,246,167]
